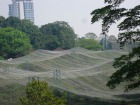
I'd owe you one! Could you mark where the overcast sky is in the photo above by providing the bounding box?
[0,0,140,37]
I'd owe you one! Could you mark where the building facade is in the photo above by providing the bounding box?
[9,0,34,23]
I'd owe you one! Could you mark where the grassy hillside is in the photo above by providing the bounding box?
[0,47,139,103]
[0,83,25,105]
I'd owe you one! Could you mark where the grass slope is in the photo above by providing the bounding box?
[0,47,139,102]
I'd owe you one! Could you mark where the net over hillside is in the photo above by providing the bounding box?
[0,47,139,102]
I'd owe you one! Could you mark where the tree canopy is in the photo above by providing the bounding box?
[77,38,102,50]
[0,27,32,59]
[91,0,140,91]
[0,17,77,51]
[0,16,5,25]
[107,35,120,50]
[40,21,77,50]
[85,32,97,39]
[0,17,42,49]
[20,80,66,105]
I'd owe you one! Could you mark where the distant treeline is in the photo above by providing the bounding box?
[0,16,77,59]
[0,16,138,59]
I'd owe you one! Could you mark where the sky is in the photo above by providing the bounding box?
[0,0,140,37]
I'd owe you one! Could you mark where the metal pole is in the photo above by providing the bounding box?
[104,33,107,50]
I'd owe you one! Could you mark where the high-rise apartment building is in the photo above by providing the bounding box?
[9,0,34,23]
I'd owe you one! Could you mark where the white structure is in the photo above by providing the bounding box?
[9,0,34,23]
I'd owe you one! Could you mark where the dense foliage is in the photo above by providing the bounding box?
[77,38,102,50]
[20,80,66,105]
[91,0,140,91]
[0,17,42,48]
[0,16,5,25]
[84,32,97,39]
[40,21,77,50]
[0,17,77,50]
[0,27,32,59]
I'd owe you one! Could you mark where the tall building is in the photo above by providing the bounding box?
[9,0,34,23]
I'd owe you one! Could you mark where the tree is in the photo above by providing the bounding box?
[0,27,32,59]
[20,19,42,49]
[91,0,140,91]
[85,32,97,39]
[0,17,21,28]
[40,21,77,50]
[0,17,42,49]
[41,35,60,50]
[107,35,119,50]
[99,34,109,50]
[20,80,66,105]
[77,38,102,50]
[0,16,5,25]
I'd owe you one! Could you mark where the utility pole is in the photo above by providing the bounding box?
[101,33,107,50]
[53,69,61,87]
[104,33,107,50]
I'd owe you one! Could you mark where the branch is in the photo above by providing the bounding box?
[105,0,125,6]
